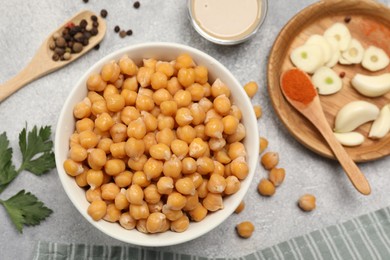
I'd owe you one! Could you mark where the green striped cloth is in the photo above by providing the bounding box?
[34,207,390,260]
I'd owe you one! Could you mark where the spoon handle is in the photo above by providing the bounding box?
[313,109,371,195]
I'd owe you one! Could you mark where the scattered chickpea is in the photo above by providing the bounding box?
[253,105,262,119]
[269,168,286,187]
[257,178,276,196]
[259,137,268,154]
[298,194,316,212]
[236,221,255,238]
[243,81,258,98]
[234,201,245,214]
[261,152,279,170]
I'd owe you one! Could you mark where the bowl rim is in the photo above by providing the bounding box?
[55,42,259,246]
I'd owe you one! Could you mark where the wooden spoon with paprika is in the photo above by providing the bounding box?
[0,10,106,102]
[280,68,371,195]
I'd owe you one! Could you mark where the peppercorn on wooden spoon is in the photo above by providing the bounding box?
[280,68,371,195]
[0,10,106,102]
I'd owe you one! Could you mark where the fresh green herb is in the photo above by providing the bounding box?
[18,125,55,175]
[0,190,52,233]
[0,125,54,233]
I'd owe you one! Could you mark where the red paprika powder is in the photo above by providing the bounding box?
[281,68,316,105]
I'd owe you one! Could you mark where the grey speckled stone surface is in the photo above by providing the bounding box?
[1,0,389,259]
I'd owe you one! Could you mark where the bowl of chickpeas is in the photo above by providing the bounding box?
[55,42,259,246]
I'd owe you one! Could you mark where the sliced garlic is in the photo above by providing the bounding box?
[325,37,340,68]
[334,132,365,147]
[324,22,352,51]
[290,44,324,74]
[334,101,380,133]
[351,73,390,97]
[311,66,342,95]
[341,38,364,64]
[369,105,390,139]
[361,46,389,72]
[306,34,332,64]
[339,55,352,65]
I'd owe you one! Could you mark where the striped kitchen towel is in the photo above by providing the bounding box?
[34,206,390,260]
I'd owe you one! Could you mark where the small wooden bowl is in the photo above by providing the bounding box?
[268,0,390,162]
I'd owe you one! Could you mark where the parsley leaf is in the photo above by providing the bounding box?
[0,190,52,233]
[18,125,55,175]
[0,133,18,194]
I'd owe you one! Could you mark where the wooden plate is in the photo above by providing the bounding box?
[268,0,390,162]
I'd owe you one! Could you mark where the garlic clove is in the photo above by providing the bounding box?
[369,104,390,139]
[334,101,380,133]
[361,46,389,72]
[341,38,365,64]
[323,22,352,52]
[334,132,365,147]
[325,37,340,68]
[290,44,324,74]
[351,73,390,97]
[305,34,332,64]
[311,66,342,95]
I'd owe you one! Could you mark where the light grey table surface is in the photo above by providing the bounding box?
[1,0,390,259]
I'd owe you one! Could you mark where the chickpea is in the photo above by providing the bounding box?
[76,118,94,133]
[222,115,239,135]
[163,156,182,179]
[258,178,275,196]
[114,171,133,188]
[130,201,150,220]
[143,133,157,155]
[261,152,279,170]
[236,221,255,238]
[207,174,226,193]
[87,200,107,221]
[259,137,268,154]
[110,142,126,158]
[298,194,316,212]
[97,138,113,154]
[197,179,208,199]
[205,118,224,139]
[170,139,189,159]
[120,106,140,125]
[127,154,148,171]
[151,71,168,90]
[136,219,148,233]
[203,82,211,97]
[188,203,207,222]
[87,148,107,170]
[166,192,187,210]
[119,55,138,76]
[148,201,163,213]
[194,124,208,141]
[119,212,136,230]
[188,138,208,158]
[209,137,226,152]
[146,212,167,233]
[149,143,171,161]
[104,203,121,222]
[132,171,151,187]
[104,159,126,176]
[187,83,205,101]
[203,193,223,212]
[212,161,225,176]
[73,98,91,119]
[95,112,115,132]
[173,90,192,108]
[137,67,154,88]
[127,118,147,139]
[189,103,206,125]
[91,100,108,116]
[156,61,174,77]
[157,115,175,130]
[156,128,175,146]
[182,157,197,174]
[101,61,120,83]
[105,94,125,113]
[194,65,208,84]
[87,74,107,92]
[85,187,102,203]
[109,123,127,143]
[197,157,215,175]
[121,89,138,106]
[211,78,230,98]
[69,145,88,162]
[234,201,245,214]
[143,158,163,181]
[136,94,155,112]
[199,97,213,112]
[175,177,196,195]
[225,176,241,195]
[101,183,120,200]
[227,123,246,143]
[214,149,231,164]
[175,107,193,126]
[75,169,88,187]
[183,192,199,211]
[167,77,182,96]
[170,215,190,233]
[160,100,178,116]
[144,184,161,204]
[157,176,174,195]
[176,125,197,144]
[230,105,242,121]
[123,77,138,92]
[162,204,183,221]
[243,81,258,98]
[253,105,262,119]
[204,109,222,124]
[125,137,145,159]
[126,184,144,205]
[78,130,99,149]
[269,168,286,187]
[228,142,247,160]
[115,190,130,210]
[230,157,249,180]
[141,111,158,132]
[175,53,194,70]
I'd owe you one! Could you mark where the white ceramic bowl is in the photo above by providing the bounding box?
[55,42,259,247]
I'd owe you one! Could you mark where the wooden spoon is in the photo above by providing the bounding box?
[0,10,106,102]
[280,68,371,195]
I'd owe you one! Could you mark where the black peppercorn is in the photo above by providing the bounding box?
[90,27,98,36]
[94,44,100,50]
[92,21,99,28]
[344,16,352,23]
[91,15,98,22]
[83,0,89,3]
[114,26,120,33]
[80,19,88,28]
[133,1,140,9]
[82,38,89,46]
[100,9,108,18]
[126,30,133,36]
[52,53,60,61]
[83,32,92,39]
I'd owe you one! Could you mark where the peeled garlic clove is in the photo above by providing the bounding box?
[334,101,380,133]
[351,73,390,97]
[334,132,365,147]
[361,46,389,72]
[339,55,352,65]
[324,22,352,51]
[369,105,390,139]
[290,44,324,74]
[325,37,340,68]
[311,66,342,95]
[306,34,332,64]
[341,38,364,64]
